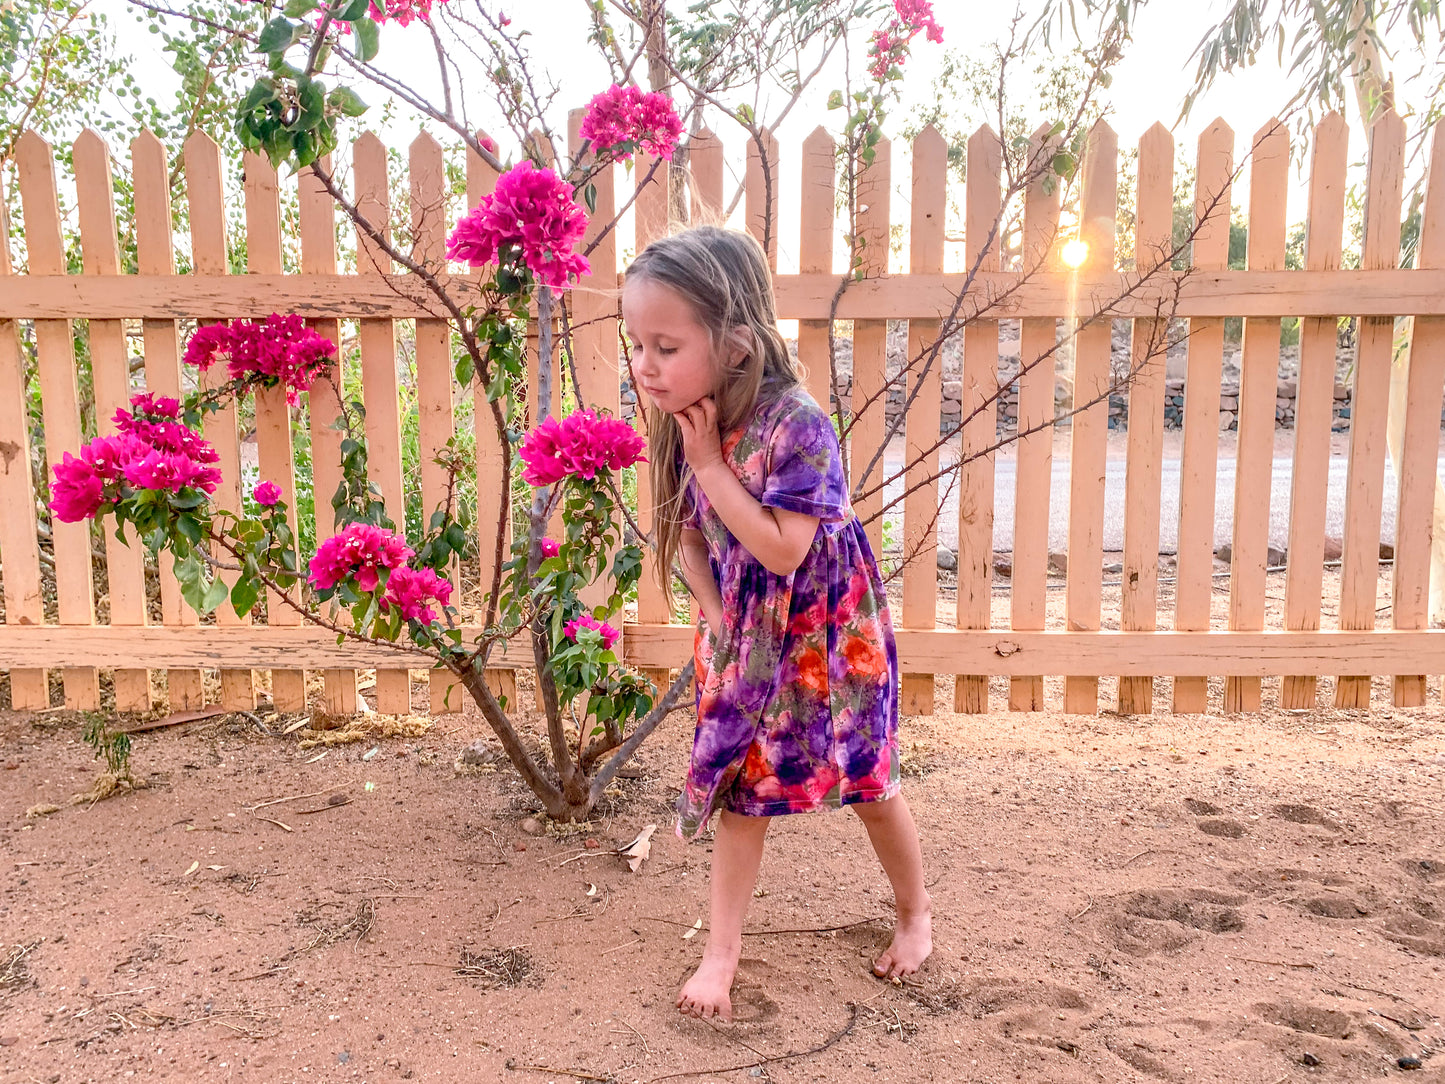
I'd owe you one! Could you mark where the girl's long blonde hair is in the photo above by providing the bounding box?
[624,226,804,607]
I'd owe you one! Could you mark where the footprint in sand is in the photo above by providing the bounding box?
[1253,999,1353,1039]
[1272,803,1342,831]
[1380,911,1445,956]
[1182,798,1222,816]
[1196,818,1247,838]
[1102,888,1245,956]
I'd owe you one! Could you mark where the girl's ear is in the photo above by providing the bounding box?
[725,326,753,366]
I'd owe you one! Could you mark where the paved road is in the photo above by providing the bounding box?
[885,448,1399,555]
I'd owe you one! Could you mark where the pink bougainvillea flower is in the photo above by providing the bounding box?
[894,0,944,41]
[579,84,684,162]
[380,565,454,625]
[539,537,560,558]
[564,612,620,651]
[183,315,337,405]
[325,0,450,31]
[517,409,646,486]
[51,394,225,522]
[308,522,414,592]
[254,480,283,507]
[867,0,943,80]
[445,160,590,290]
[49,448,109,522]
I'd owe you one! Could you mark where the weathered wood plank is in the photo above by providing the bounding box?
[1063,120,1117,714]
[0,170,48,708]
[1337,111,1405,708]
[955,125,1001,713]
[1172,120,1233,714]
[18,130,98,709]
[9,268,1445,321]
[1010,124,1059,712]
[74,129,150,711]
[1118,123,1173,715]
[798,127,835,412]
[1225,119,1289,713]
[1392,121,1445,706]
[5,625,1443,677]
[1282,113,1349,708]
[298,153,358,714]
[900,126,946,716]
[850,139,891,563]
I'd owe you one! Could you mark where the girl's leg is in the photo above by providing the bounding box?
[677,810,771,1022]
[851,793,932,978]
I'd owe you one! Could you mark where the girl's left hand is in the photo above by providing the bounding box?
[674,397,724,474]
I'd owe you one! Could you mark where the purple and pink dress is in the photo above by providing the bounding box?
[676,385,901,840]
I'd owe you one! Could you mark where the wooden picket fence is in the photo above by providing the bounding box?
[3,107,1445,718]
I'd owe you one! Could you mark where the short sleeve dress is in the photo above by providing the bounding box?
[676,385,901,839]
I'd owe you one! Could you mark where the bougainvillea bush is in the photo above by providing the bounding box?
[84,0,947,821]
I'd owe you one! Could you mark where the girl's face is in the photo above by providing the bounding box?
[622,277,723,415]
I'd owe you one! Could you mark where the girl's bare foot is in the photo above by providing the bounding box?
[677,952,737,1020]
[873,900,933,979]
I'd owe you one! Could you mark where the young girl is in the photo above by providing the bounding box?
[621,226,931,1022]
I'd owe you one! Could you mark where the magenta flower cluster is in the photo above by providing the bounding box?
[326,0,451,30]
[49,394,222,523]
[254,480,283,507]
[308,522,413,592]
[564,612,619,651]
[539,537,560,558]
[445,161,590,290]
[578,84,684,162]
[183,314,337,405]
[379,566,454,625]
[517,409,646,486]
[868,0,944,80]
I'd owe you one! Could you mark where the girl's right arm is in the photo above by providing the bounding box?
[679,528,725,631]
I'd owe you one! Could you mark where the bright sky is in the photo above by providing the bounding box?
[100,0,1436,271]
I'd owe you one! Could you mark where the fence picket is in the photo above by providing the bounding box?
[745,128,780,270]
[1225,119,1289,713]
[408,132,461,714]
[466,134,515,708]
[634,151,672,694]
[298,154,358,714]
[0,173,48,708]
[1394,123,1445,706]
[18,131,99,709]
[242,152,308,713]
[1010,125,1060,712]
[1118,123,1174,714]
[73,130,150,711]
[1063,120,1118,714]
[690,126,724,222]
[799,127,835,412]
[1173,120,1233,714]
[1282,113,1348,708]
[955,126,1001,713]
[900,127,946,716]
[1336,111,1405,708]
[351,134,411,714]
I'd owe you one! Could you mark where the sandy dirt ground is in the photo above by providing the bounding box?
[2,666,1444,1084]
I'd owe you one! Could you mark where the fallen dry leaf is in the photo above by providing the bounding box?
[618,823,657,873]
[585,883,598,897]
[683,918,703,940]
[183,861,200,877]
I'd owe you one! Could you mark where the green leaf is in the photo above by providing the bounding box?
[241,78,280,113]
[583,183,597,214]
[337,0,371,19]
[231,577,260,618]
[353,17,380,62]
[826,89,843,110]
[257,16,300,54]
[200,576,230,614]
[327,85,369,117]
[284,0,318,15]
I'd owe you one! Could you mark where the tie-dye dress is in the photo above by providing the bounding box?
[676,385,901,840]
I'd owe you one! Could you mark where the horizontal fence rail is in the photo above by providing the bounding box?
[2,109,1443,718]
